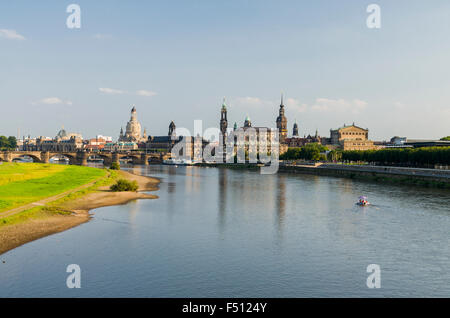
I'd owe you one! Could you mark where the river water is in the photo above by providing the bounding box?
[1,165,449,297]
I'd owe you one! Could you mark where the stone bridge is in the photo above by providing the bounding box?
[0,151,170,166]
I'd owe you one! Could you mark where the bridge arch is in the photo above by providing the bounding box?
[49,154,75,164]
[11,153,42,163]
[86,153,113,166]
[117,154,141,164]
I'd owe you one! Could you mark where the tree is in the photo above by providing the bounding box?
[441,136,450,141]
[7,136,17,149]
[0,136,16,150]
[327,149,342,162]
[280,143,328,161]
[341,147,450,166]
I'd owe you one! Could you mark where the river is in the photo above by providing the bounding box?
[1,165,449,297]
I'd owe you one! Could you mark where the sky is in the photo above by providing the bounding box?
[1,0,449,141]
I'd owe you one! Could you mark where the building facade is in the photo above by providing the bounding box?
[329,123,376,151]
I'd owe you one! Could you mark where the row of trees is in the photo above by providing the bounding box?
[279,143,450,166]
[280,143,328,161]
[0,136,17,150]
[441,136,450,141]
[342,147,450,166]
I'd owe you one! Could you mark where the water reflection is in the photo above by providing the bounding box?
[218,168,227,234]
[275,174,286,242]
[1,165,450,297]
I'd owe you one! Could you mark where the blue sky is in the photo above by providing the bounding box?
[1,0,449,140]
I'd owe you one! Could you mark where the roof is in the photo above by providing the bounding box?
[149,136,192,143]
[151,136,172,143]
[331,124,368,132]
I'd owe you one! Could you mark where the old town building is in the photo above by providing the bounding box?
[329,123,377,151]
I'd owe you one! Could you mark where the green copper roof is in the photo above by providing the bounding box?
[221,97,227,109]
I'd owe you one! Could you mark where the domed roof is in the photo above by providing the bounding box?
[221,97,227,110]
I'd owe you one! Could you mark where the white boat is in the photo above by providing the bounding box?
[163,158,193,166]
[51,157,69,162]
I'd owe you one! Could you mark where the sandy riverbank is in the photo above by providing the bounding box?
[0,170,159,255]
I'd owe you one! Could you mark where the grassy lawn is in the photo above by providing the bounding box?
[0,162,107,212]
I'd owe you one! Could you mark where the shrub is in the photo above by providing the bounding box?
[110,162,120,170]
[110,179,138,192]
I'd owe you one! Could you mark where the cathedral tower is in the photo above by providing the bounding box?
[219,98,228,161]
[276,94,288,143]
[293,121,299,137]
[220,98,228,136]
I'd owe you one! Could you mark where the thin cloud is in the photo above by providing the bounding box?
[0,29,25,40]
[99,87,157,97]
[99,87,126,95]
[136,90,157,97]
[32,97,72,105]
[285,98,307,113]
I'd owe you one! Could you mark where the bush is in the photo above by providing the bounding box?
[110,162,120,170]
[110,179,138,192]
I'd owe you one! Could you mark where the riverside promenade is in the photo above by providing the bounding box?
[280,162,450,184]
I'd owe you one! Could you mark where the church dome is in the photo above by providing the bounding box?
[244,115,252,128]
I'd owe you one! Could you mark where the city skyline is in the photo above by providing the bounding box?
[1,0,450,140]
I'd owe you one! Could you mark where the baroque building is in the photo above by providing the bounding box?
[329,123,377,150]
[118,106,147,143]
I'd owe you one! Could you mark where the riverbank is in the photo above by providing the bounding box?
[198,162,450,188]
[279,163,450,188]
[0,165,159,255]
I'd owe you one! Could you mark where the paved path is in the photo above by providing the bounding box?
[0,174,108,220]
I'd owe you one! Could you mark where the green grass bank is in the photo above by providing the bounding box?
[0,162,107,213]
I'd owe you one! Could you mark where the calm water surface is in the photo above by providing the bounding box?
[1,165,449,297]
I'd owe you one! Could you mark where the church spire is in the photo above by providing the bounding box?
[276,92,288,143]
